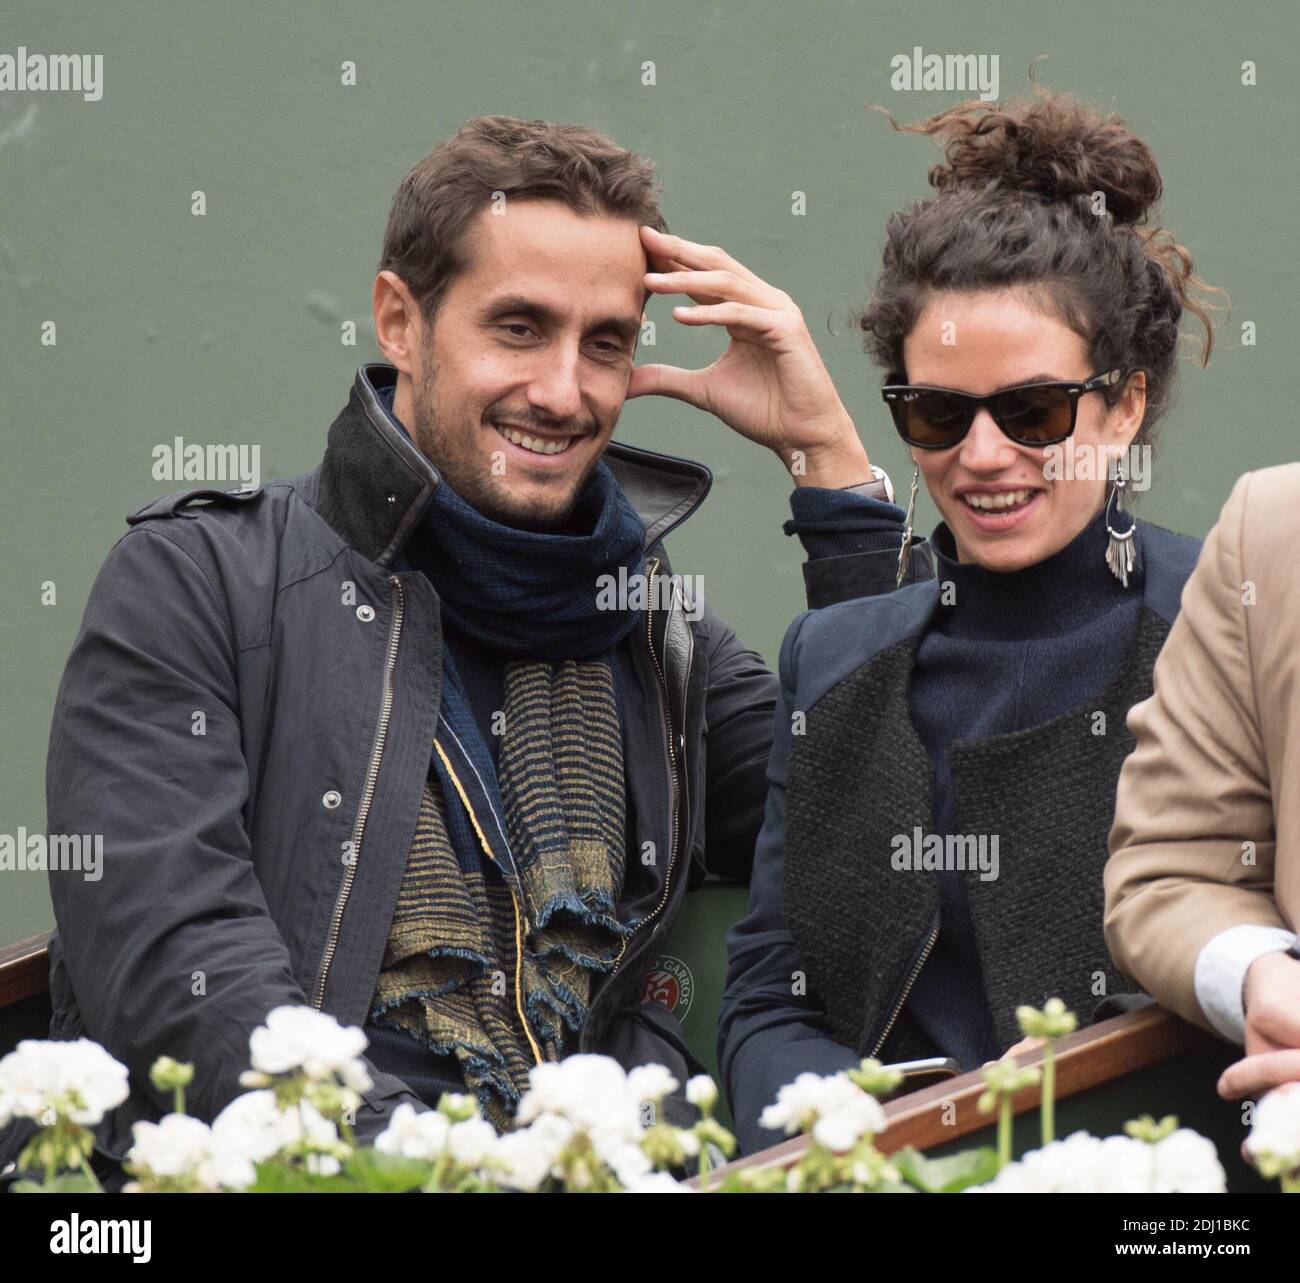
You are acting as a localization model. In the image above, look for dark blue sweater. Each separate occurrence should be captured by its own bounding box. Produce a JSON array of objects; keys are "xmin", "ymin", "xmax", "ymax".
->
[
  {"xmin": 788, "ymin": 490, "xmax": 1138, "ymax": 1069},
  {"xmin": 904, "ymin": 507, "xmax": 1139, "ymax": 1068}
]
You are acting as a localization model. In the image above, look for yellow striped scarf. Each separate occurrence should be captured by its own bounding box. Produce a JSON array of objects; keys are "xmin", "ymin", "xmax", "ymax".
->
[{"xmin": 369, "ymin": 658, "xmax": 628, "ymax": 1128}]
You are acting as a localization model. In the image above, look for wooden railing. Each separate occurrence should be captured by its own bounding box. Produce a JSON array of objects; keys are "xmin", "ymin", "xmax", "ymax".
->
[
  {"xmin": 698, "ymin": 1004, "xmax": 1211, "ymax": 1182},
  {"xmin": 1, "ymin": 932, "xmax": 1222, "ymax": 1186},
  {"xmin": 0, "ymin": 931, "xmax": 51, "ymax": 1009}
]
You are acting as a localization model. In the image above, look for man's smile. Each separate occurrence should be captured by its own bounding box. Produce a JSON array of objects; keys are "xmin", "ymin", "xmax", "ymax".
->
[{"xmin": 490, "ymin": 420, "xmax": 590, "ymax": 466}]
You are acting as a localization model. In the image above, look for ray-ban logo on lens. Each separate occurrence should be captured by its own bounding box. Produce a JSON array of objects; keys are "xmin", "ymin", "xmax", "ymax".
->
[
  {"xmin": 891, "ymin": 827, "xmax": 1000, "ymax": 882},
  {"xmin": 0, "ymin": 47, "xmax": 103, "ymax": 102}
]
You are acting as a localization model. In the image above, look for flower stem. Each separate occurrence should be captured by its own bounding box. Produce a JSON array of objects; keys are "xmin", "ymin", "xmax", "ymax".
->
[
  {"xmin": 1041, "ymin": 1042, "xmax": 1056, "ymax": 1147},
  {"xmin": 698, "ymin": 1136, "xmax": 713, "ymax": 1190},
  {"xmin": 75, "ymin": 1149, "xmax": 105, "ymax": 1194},
  {"xmin": 998, "ymin": 1093, "xmax": 1012, "ymax": 1170}
]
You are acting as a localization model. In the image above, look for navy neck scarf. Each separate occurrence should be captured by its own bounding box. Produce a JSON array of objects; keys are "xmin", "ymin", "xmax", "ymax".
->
[
  {"xmin": 417, "ymin": 464, "xmax": 647, "ymax": 659},
  {"xmin": 378, "ymin": 386, "xmax": 647, "ymax": 659}
]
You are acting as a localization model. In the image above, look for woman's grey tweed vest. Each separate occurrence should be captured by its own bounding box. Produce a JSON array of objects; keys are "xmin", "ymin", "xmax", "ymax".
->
[{"xmin": 781, "ymin": 532, "xmax": 1192, "ymax": 1065}]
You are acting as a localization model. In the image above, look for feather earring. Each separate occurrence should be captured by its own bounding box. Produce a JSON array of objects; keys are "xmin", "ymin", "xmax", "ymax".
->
[{"xmin": 1104, "ymin": 459, "xmax": 1137, "ymax": 587}]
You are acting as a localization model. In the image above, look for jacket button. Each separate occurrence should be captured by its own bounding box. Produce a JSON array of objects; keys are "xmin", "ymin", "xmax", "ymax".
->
[
  {"xmin": 322, "ymin": 790, "xmax": 342, "ymax": 809},
  {"xmin": 356, "ymin": 605, "xmax": 375, "ymax": 622}
]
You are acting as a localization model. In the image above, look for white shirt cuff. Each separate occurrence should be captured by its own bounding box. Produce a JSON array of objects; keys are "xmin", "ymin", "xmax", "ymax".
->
[{"xmin": 1194, "ymin": 923, "xmax": 1296, "ymax": 1043}]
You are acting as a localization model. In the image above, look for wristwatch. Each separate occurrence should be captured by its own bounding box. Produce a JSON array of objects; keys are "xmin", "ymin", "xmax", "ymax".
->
[{"xmin": 839, "ymin": 464, "xmax": 894, "ymax": 504}]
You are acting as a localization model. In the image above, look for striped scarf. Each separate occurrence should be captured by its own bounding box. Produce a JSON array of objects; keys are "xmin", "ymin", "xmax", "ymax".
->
[{"xmin": 369, "ymin": 657, "xmax": 630, "ymax": 1129}]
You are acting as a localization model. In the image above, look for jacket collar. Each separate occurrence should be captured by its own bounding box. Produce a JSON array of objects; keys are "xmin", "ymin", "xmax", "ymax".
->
[{"xmin": 312, "ymin": 364, "xmax": 713, "ymax": 568}]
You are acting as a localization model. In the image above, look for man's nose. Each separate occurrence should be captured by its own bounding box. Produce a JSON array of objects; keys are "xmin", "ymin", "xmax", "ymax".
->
[
  {"xmin": 525, "ymin": 342, "xmax": 583, "ymax": 424},
  {"xmin": 958, "ymin": 410, "xmax": 1019, "ymax": 472}
]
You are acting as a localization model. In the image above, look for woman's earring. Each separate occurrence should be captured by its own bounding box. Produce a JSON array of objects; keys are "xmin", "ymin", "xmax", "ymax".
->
[
  {"xmin": 895, "ymin": 458, "xmax": 920, "ymax": 589},
  {"xmin": 1104, "ymin": 459, "xmax": 1137, "ymax": 587}
]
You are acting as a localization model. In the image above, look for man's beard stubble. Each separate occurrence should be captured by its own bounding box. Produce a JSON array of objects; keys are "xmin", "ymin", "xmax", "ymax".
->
[{"xmin": 408, "ymin": 357, "xmax": 596, "ymax": 534}]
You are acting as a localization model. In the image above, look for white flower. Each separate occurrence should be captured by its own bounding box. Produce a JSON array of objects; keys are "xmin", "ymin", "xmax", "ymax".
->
[
  {"xmin": 974, "ymin": 1129, "xmax": 1225, "ymax": 1193},
  {"xmin": 493, "ymin": 1113, "xmax": 578, "ymax": 1191},
  {"xmin": 511, "ymin": 1056, "xmax": 708, "ymax": 1189},
  {"xmin": 447, "ymin": 1117, "xmax": 498, "ymax": 1168},
  {"xmin": 493, "ymin": 1128, "xmax": 560, "ymax": 1192},
  {"xmin": 1151, "ymin": 1128, "xmax": 1227, "ymax": 1193},
  {"xmin": 607, "ymin": 1141, "xmax": 653, "ymax": 1188},
  {"xmin": 1246, "ymin": 1081, "xmax": 1300, "ymax": 1172},
  {"xmin": 209, "ymin": 1090, "xmax": 344, "ymax": 1183},
  {"xmin": 759, "ymin": 1071, "xmax": 886, "ymax": 1152},
  {"xmin": 211, "ymin": 1089, "xmax": 302, "ymax": 1164},
  {"xmin": 247, "ymin": 1006, "xmax": 372, "ymax": 1092},
  {"xmin": 685, "ymin": 1075, "xmax": 717, "ymax": 1110},
  {"xmin": 0, "ymin": 1038, "xmax": 129, "ymax": 1127},
  {"xmin": 124, "ymin": 1111, "xmax": 258, "ymax": 1191},
  {"xmin": 517, "ymin": 1055, "xmax": 646, "ymax": 1160},
  {"xmin": 374, "ymin": 1103, "xmax": 451, "ymax": 1161},
  {"xmin": 628, "ymin": 1064, "xmax": 678, "ymax": 1105},
  {"xmin": 128, "ymin": 1114, "xmax": 214, "ymax": 1181},
  {"xmin": 625, "ymin": 1171, "xmax": 689, "ymax": 1193}
]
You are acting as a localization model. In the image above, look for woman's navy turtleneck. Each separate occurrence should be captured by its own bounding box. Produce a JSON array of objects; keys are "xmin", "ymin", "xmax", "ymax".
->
[{"xmin": 903, "ymin": 504, "xmax": 1142, "ymax": 1069}]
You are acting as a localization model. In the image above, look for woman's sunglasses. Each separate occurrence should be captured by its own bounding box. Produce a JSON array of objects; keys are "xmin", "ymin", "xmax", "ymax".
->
[{"xmin": 881, "ymin": 368, "xmax": 1127, "ymax": 450}]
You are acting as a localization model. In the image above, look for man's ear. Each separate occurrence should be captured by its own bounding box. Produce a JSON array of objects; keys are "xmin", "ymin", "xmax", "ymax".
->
[{"xmin": 373, "ymin": 270, "xmax": 425, "ymax": 375}]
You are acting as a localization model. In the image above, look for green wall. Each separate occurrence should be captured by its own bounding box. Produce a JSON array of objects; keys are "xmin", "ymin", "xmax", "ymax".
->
[{"xmin": 2, "ymin": 0, "xmax": 1296, "ymax": 946}]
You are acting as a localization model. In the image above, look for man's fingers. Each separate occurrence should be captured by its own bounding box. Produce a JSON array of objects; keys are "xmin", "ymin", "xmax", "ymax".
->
[
  {"xmin": 644, "ymin": 269, "xmax": 776, "ymax": 310},
  {"xmin": 668, "ymin": 301, "xmax": 792, "ymax": 340},
  {"xmin": 639, "ymin": 225, "xmax": 765, "ymax": 287},
  {"xmin": 625, "ymin": 362, "xmax": 708, "ymax": 407},
  {"xmin": 1217, "ymin": 1050, "xmax": 1300, "ymax": 1099},
  {"xmin": 645, "ymin": 247, "xmax": 689, "ymax": 276}
]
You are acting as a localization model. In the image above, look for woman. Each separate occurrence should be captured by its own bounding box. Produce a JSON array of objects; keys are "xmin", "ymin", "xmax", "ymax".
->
[{"xmin": 718, "ymin": 86, "xmax": 1223, "ymax": 1155}]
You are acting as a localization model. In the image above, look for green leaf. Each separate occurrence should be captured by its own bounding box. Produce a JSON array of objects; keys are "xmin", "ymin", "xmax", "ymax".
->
[
  {"xmin": 245, "ymin": 1161, "xmax": 366, "ymax": 1194},
  {"xmin": 892, "ymin": 1145, "xmax": 1001, "ymax": 1193},
  {"xmin": 11, "ymin": 1173, "xmax": 101, "ymax": 1194},
  {"xmin": 344, "ymin": 1149, "xmax": 433, "ymax": 1193}
]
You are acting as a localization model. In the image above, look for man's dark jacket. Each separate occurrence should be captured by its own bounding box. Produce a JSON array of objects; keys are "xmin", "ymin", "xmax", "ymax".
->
[{"xmin": 1, "ymin": 364, "xmax": 915, "ymax": 1177}]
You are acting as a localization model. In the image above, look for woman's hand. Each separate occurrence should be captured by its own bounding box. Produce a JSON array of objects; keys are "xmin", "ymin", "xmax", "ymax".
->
[
  {"xmin": 626, "ymin": 226, "xmax": 874, "ymax": 489},
  {"xmin": 983, "ymin": 1035, "xmax": 1046, "ymax": 1068}
]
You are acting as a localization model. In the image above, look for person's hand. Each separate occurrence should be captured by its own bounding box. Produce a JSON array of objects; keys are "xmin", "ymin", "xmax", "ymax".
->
[
  {"xmin": 982, "ymin": 1035, "xmax": 1045, "ymax": 1068},
  {"xmin": 1217, "ymin": 950, "xmax": 1300, "ymax": 1101},
  {"xmin": 627, "ymin": 226, "xmax": 873, "ymax": 488}
]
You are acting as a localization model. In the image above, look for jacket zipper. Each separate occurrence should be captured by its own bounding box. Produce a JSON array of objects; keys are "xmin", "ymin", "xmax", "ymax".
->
[
  {"xmin": 432, "ymin": 740, "xmax": 544, "ymax": 1066},
  {"xmin": 869, "ymin": 915, "xmax": 940, "ymax": 1058},
  {"xmin": 311, "ymin": 575, "xmax": 405, "ymax": 1010},
  {"xmin": 607, "ymin": 556, "xmax": 682, "ymax": 977}
]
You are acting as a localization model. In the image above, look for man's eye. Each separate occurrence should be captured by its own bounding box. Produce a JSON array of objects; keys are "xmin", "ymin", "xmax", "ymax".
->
[
  {"xmin": 591, "ymin": 340, "xmax": 625, "ymax": 355},
  {"xmin": 499, "ymin": 324, "xmax": 536, "ymax": 339}
]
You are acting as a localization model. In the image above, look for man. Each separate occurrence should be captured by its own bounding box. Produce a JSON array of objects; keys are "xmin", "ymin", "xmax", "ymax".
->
[
  {"xmin": 1, "ymin": 115, "xmax": 916, "ymax": 1185},
  {"xmin": 1106, "ymin": 463, "xmax": 1300, "ymax": 1113}
]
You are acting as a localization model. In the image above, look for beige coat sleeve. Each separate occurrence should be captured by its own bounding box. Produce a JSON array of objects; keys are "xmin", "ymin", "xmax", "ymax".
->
[{"xmin": 1105, "ymin": 471, "xmax": 1285, "ymax": 1034}]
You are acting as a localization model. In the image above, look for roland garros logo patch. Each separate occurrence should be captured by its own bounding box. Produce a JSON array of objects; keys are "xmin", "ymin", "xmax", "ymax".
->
[{"xmin": 642, "ymin": 955, "xmax": 694, "ymax": 1021}]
